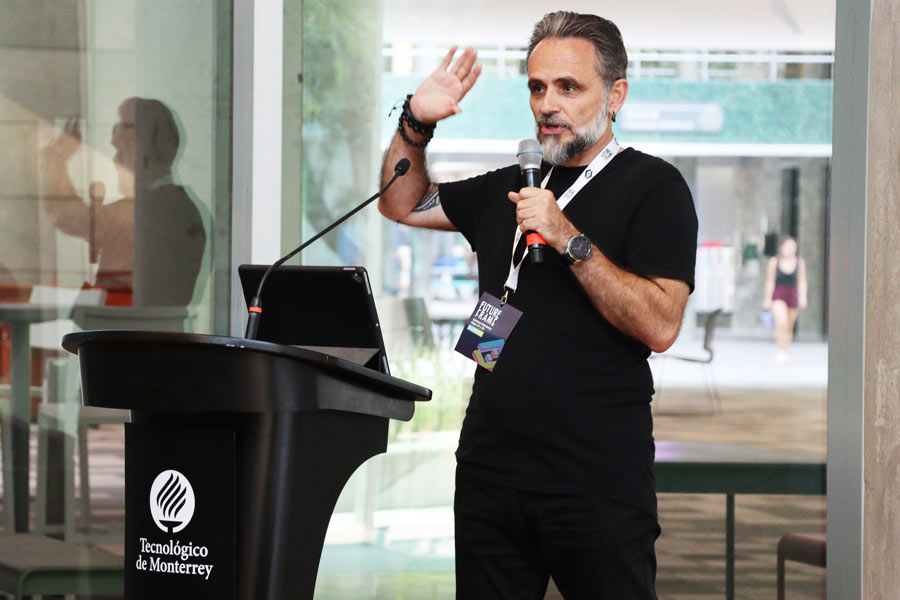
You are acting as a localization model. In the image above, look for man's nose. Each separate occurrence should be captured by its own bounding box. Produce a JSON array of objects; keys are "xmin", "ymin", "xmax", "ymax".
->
[{"xmin": 538, "ymin": 90, "xmax": 561, "ymax": 114}]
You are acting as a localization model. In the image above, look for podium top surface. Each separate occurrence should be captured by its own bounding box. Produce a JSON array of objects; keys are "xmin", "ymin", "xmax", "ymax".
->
[{"xmin": 63, "ymin": 330, "xmax": 431, "ymax": 420}]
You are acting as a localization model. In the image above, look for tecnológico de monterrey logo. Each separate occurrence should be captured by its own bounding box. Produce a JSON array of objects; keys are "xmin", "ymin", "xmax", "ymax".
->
[{"xmin": 150, "ymin": 470, "xmax": 196, "ymax": 534}]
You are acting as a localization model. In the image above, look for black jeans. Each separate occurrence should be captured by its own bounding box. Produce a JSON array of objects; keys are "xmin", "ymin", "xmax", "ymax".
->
[{"xmin": 454, "ymin": 467, "xmax": 660, "ymax": 600}]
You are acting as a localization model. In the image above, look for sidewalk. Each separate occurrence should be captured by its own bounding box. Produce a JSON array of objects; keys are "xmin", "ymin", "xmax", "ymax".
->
[{"xmin": 652, "ymin": 339, "xmax": 827, "ymax": 389}]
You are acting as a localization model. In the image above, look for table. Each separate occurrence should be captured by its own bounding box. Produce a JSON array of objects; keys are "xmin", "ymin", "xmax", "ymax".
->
[
  {"xmin": 0, "ymin": 533, "xmax": 123, "ymax": 597},
  {"xmin": 0, "ymin": 303, "xmax": 73, "ymax": 532},
  {"xmin": 654, "ymin": 440, "xmax": 826, "ymax": 600}
]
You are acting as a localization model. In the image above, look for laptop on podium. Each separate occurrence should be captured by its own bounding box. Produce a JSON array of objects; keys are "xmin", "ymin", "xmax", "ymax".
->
[{"xmin": 238, "ymin": 265, "xmax": 390, "ymax": 375}]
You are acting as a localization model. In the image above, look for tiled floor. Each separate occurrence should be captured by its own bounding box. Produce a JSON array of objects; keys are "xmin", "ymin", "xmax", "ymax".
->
[
  {"xmin": 4, "ymin": 384, "xmax": 826, "ymax": 599},
  {"xmin": 652, "ymin": 387, "xmax": 826, "ymax": 600}
]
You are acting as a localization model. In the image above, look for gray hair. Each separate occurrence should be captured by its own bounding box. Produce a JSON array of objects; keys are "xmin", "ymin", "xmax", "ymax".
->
[{"xmin": 527, "ymin": 11, "xmax": 628, "ymax": 89}]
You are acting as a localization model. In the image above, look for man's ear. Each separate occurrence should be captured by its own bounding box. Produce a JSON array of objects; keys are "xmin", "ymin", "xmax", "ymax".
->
[{"xmin": 609, "ymin": 78, "xmax": 629, "ymax": 119}]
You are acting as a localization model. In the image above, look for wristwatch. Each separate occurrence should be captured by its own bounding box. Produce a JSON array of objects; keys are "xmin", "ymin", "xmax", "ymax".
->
[{"xmin": 563, "ymin": 233, "xmax": 593, "ymax": 265}]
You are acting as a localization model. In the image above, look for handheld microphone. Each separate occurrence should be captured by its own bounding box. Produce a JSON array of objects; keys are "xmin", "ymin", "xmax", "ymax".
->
[
  {"xmin": 244, "ymin": 158, "xmax": 411, "ymax": 339},
  {"xmin": 89, "ymin": 181, "xmax": 105, "ymax": 264},
  {"xmin": 516, "ymin": 139, "xmax": 546, "ymax": 264}
]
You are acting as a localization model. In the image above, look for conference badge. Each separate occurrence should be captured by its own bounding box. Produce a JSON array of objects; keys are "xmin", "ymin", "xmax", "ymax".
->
[{"xmin": 455, "ymin": 292, "xmax": 522, "ymax": 371}]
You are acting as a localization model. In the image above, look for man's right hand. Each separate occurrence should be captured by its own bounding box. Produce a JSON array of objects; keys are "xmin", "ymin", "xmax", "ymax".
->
[
  {"xmin": 378, "ymin": 46, "xmax": 480, "ymax": 230},
  {"xmin": 45, "ymin": 118, "xmax": 83, "ymax": 162},
  {"xmin": 409, "ymin": 46, "xmax": 482, "ymax": 125}
]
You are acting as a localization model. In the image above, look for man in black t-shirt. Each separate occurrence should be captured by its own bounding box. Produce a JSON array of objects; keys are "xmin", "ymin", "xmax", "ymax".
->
[{"xmin": 378, "ymin": 11, "xmax": 697, "ymax": 600}]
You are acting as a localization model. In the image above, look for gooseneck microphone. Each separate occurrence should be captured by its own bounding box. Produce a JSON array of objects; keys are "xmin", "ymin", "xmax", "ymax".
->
[
  {"xmin": 244, "ymin": 158, "xmax": 411, "ymax": 339},
  {"xmin": 516, "ymin": 139, "xmax": 547, "ymax": 264}
]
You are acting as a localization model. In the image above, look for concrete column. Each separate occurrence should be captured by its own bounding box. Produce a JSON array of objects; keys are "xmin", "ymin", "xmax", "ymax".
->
[
  {"xmin": 796, "ymin": 158, "xmax": 828, "ymax": 338},
  {"xmin": 862, "ymin": 0, "xmax": 900, "ymax": 594},
  {"xmin": 830, "ymin": 0, "xmax": 900, "ymax": 597},
  {"xmin": 733, "ymin": 157, "xmax": 780, "ymax": 332}
]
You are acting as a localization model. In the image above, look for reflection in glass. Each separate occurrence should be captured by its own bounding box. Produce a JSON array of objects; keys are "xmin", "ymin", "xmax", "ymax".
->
[
  {"xmin": 41, "ymin": 98, "xmax": 207, "ymax": 309},
  {"xmin": 0, "ymin": 1, "xmax": 231, "ymax": 589}
]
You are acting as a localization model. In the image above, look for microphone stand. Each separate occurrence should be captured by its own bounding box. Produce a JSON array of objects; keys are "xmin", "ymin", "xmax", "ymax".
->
[{"xmin": 245, "ymin": 159, "xmax": 410, "ymax": 339}]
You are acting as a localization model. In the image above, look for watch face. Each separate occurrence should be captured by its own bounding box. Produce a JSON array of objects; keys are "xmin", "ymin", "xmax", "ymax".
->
[{"xmin": 570, "ymin": 235, "xmax": 592, "ymax": 260}]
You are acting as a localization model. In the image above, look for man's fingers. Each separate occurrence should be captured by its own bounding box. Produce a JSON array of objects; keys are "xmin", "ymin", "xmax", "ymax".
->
[
  {"xmin": 62, "ymin": 118, "xmax": 82, "ymax": 143},
  {"xmin": 438, "ymin": 46, "xmax": 458, "ymax": 71},
  {"xmin": 508, "ymin": 188, "xmax": 545, "ymax": 203},
  {"xmin": 517, "ymin": 204, "xmax": 541, "ymax": 220},
  {"xmin": 453, "ymin": 46, "xmax": 477, "ymax": 79},
  {"xmin": 461, "ymin": 63, "xmax": 482, "ymax": 95},
  {"xmin": 516, "ymin": 186, "xmax": 544, "ymax": 199},
  {"xmin": 518, "ymin": 214, "xmax": 545, "ymax": 233}
]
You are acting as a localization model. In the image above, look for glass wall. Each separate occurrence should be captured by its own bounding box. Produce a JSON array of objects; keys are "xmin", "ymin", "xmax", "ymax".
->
[
  {"xmin": 0, "ymin": 0, "xmax": 231, "ymax": 587},
  {"xmin": 290, "ymin": 2, "xmax": 832, "ymax": 599},
  {"xmin": 1, "ymin": 1, "xmax": 834, "ymax": 598}
]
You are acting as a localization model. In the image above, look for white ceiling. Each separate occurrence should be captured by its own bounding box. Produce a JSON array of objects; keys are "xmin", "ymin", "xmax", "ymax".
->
[{"xmin": 383, "ymin": 0, "xmax": 836, "ymax": 51}]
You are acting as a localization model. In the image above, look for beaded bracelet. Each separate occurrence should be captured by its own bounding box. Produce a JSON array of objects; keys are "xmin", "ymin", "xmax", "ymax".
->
[
  {"xmin": 397, "ymin": 94, "xmax": 435, "ymax": 148},
  {"xmin": 402, "ymin": 95, "xmax": 435, "ymax": 134}
]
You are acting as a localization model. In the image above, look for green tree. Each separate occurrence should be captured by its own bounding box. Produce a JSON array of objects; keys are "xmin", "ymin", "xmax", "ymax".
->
[{"xmin": 301, "ymin": 0, "xmax": 384, "ymax": 260}]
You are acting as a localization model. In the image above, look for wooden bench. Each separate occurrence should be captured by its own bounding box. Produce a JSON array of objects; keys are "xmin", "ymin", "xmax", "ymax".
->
[{"xmin": 0, "ymin": 534, "xmax": 123, "ymax": 599}]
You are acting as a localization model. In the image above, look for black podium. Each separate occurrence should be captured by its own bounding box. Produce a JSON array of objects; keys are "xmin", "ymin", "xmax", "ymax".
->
[{"xmin": 62, "ymin": 330, "xmax": 431, "ymax": 599}]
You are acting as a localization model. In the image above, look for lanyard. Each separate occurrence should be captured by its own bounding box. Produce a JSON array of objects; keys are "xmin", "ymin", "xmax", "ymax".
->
[{"xmin": 502, "ymin": 137, "xmax": 622, "ymax": 301}]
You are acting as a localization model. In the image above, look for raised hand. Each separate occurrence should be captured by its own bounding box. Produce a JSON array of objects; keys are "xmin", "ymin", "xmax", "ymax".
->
[
  {"xmin": 410, "ymin": 46, "xmax": 482, "ymax": 125},
  {"xmin": 44, "ymin": 118, "xmax": 82, "ymax": 162}
]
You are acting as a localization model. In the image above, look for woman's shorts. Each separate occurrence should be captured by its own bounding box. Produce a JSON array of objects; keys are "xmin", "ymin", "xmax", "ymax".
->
[{"xmin": 772, "ymin": 285, "xmax": 799, "ymax": 308}]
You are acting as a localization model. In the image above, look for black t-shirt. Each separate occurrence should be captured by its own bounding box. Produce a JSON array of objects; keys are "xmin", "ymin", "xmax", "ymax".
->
[
  {"xmin": 134, "ymin": 184, "xmax": 206, "ymax": 306},
  {"xmin": 439, "ymin": 147, "xmax": 698, "ymax": 515}
]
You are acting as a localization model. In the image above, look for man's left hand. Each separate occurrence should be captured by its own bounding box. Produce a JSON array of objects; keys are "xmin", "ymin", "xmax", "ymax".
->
[{"xmin": 508, "ymin": 187, "xmax": 579, "ymax": 253}]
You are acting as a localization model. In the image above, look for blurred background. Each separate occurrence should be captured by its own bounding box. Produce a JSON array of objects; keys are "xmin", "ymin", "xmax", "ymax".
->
[{"xmin": 0, "ymin": 1, "xmax": 833, "ymax": 598}]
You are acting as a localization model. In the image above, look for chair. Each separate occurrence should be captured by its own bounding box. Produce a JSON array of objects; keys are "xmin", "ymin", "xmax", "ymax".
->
[
  {"xmin": 0, "ymin": 286, "xmax": 105, "ymax": 532},
  {"xmin": 0, "ymin": 533, "xmax": 123, "ymax": 599},
  {"xmin": 777, "ymin": 533, "xmax": 826, "ymax": 600},
  {"xmin": 35, "ymin": 305, "xmax": 194, "ymax": 541},
  {"xmin": 1, "ymin": 387, "xmax": 42, "ymax": 532},
  {"xmin": 27, "ymin": 286, "xmax": 106, "ymax": 353},
  {"xmin": 0, "ymin": 285, "xmax": 106, "ymax": 411},
  {"xmin": 35, "ymin": 358, "xmax": 130, "ymax": 542},
  {"xmin": 653, "ymin": 308, "xmax": 724, "ymax": 412}
]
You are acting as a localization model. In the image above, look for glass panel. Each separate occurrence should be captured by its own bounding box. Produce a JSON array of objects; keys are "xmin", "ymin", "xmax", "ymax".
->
[
  {"xmin": 292, "ymin": 3, "xmax": 830, "ymax": 598},
  {"xmin": 0, "ymin": 0, "xmax": 231, "ymax": 591}
]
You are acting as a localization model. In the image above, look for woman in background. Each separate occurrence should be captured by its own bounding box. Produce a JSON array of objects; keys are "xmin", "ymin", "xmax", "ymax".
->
[{"xmin": 763, "ymin": 236, "xmax": 808, "ymax": 363}]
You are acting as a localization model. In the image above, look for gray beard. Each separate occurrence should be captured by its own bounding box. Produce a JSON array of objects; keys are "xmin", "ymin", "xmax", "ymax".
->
[{"xmin": 537, "ymin": 103, "xmax": 610, "ymax": 166}]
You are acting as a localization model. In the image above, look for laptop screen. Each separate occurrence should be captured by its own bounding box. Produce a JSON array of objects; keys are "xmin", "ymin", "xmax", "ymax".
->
[{"xmin": 238, "ymin": 265, "xmax": 390, "ymax": 374}]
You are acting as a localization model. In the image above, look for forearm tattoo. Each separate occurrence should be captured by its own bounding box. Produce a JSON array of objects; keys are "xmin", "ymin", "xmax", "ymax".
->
[{"xmin": 412, "ymin": 185, "xmax": 440, "ymax": 212}]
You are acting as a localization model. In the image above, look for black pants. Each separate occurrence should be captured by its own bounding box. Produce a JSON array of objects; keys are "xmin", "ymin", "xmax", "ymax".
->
[{"xmin": 454, "ymin": 468, "xmax": 660, "ymax": 600}]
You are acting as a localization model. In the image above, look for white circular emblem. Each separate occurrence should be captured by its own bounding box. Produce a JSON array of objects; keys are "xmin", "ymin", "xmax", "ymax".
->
[{"xmin": 150, "ymin": 470, "xmax": 196, "ymax": 534}]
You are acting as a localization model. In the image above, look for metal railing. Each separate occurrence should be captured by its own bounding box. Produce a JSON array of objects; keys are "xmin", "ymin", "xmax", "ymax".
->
[{"xmin": 382, "ymin": 45, "xmax": 834, "ymax": 81}]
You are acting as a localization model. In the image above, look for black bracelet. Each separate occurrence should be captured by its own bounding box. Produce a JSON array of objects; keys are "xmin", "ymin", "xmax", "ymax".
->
[
  {"xmin": 397, "ymin": 117, "xmax": 430, "ymax": 148},
  {"xmin": 402, "ymin": 95, "xmax": 436, "ymax": 135},
  {"xmin": 396, "ymin": 95, "xmax": 435, "ymax": 148}
]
